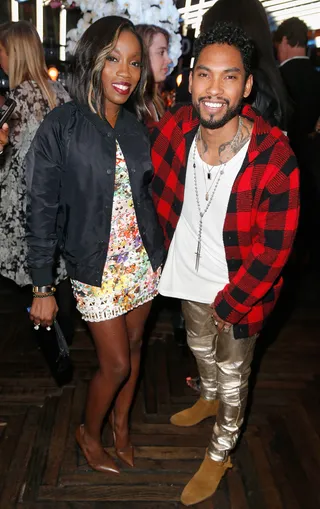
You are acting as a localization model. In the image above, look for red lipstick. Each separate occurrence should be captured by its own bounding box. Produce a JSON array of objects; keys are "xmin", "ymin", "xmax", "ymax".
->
[{"xmin": 112, "ymin": 82, "xmax": 131, "ymax": 95}]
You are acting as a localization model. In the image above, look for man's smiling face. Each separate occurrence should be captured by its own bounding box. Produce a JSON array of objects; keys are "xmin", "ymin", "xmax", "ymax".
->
[{"xmin": 189, "ymin": 43, "xmax": 253, "ymax": 129}]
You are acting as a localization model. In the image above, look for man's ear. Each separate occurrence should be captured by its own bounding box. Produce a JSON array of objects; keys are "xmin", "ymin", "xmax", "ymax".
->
[
  {"xmin": 243, "ymin": 74, "xmax": 253, "ymax": 99},
  {"xmin": 283, "ymin": 35, "xmax": 289, "ymax": 47},
  {"xmin": 188, "ymin": 70, "xmax": 193, "ymax": 95}
]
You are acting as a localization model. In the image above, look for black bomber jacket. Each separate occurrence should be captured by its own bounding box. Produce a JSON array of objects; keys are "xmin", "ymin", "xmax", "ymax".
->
[{"xmin": 25, "ymin": 101, "xmax": 165, "ymax": 286}]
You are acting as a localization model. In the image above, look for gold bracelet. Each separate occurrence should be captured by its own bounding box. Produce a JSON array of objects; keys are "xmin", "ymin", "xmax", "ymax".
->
[{"xmin": 33, "ymin": 291, "xmax": 55, "ymax": 298}]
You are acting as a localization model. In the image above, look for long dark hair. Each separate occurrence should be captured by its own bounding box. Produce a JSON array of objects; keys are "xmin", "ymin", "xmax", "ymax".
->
[
  {"xmin": 201, "ymin": 0, "xmax": 289, "ymax": 128},
  {"xmin": 69, "ymin": 16, "xmax": 149, "ymax": 121}
]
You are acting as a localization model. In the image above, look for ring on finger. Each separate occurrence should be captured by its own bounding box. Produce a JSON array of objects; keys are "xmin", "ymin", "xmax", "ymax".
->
[{"xmin": 34, "ymin": 323, "xmax": 40, "ymax": 330}]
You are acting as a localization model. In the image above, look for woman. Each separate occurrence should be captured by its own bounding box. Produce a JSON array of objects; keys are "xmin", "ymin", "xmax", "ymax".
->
[
  {"xmin": 26, "ymin": 16, "xmax": 165, "ymax": 474},
  {"xmin": 201, "ymin": 0, "xmax": 289, "ymax": 129},
  {"xmin": 135, "ymin": 24, "xmax": 187, "ymax": 347},
  {"xmin": 135, "ymin": 24, "xmax": 172, "ymax": 122},
  {"xmin": 0, "ymin": 21, "xmax": 69, "ymax": 286}
]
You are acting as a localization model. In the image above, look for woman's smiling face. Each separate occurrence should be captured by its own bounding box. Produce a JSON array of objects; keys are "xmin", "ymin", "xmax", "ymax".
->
[{"xmin": 101, "ymin": 30, "xmax": 142, "ymax": 108}]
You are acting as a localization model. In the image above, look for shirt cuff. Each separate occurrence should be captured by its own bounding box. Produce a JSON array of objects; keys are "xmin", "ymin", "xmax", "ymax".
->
[
  {"xmin": 31, "ymin": 266, "xmax": 53, "ymax": 286},
  {"xmin": 214, "ymin": 289, "xmax": 251, "ymax": 324}
]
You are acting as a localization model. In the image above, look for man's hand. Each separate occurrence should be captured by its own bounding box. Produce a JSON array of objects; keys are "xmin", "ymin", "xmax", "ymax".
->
[
  {"xmin": 210, "ymin": 305, "xmax": 232, "ymax": 333},
  {"xmin": 0, "ymin": 123, "xmax": 9, "ymax": 152}
]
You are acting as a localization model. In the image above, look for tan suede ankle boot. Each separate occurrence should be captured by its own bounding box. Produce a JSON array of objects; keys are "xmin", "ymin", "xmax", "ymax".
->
[
  {"xmin": 170, "ymin": 398, "xmax": 219, "ymax": 427},
  {"xmin": 180, "ymin": 452, "xmax": 232, "ymax": 506}
]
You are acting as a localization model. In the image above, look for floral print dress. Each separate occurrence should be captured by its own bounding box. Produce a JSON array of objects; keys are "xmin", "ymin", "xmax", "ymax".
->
[
  {"xmin": 71, "ymin": 141, "xmax": 161, "ymax": 321},
  {"xmin": 0, "ymin": 80, "xmax": 70, "ymax": 286}
]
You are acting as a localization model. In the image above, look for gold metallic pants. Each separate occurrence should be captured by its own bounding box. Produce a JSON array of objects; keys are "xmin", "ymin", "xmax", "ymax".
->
[{"xmin": 182, "ymin": 300, "xmax": 257, "ymax": 462}]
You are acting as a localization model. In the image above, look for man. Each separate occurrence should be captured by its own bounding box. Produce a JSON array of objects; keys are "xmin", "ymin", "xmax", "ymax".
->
[
  {"xmin": 274, "ymin": 17, "xmax": 320, "ymax": 152},
  {"xmin": 274, "ymin": 17, "xmax": 320, "ymax": 255},
  {"xmin": 151, "ymin": 23, "xmax": 299, "ymax": 506}
]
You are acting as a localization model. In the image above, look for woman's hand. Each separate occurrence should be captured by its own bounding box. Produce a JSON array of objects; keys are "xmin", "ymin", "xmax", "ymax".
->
[
  {"xmin": 0, "ymin": 123, "xmax": 9, "ymax": 152},
  {"xmin": 29, "ymin": 296, "xmax": 59, "ymax": 328}
]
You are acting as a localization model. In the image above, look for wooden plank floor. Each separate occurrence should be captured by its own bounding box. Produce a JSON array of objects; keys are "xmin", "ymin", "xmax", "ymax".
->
[{"xmin": 0, "ymin": 268, "xmax": 319, "ymax": 509}]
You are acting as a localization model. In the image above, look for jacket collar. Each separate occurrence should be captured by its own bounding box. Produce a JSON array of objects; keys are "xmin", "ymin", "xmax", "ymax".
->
[
  {"xmin": 241, "ymin": 104, "xmax": 286, "ymax": 164},
  {"xmin": 74, "ymin": 101, "xmax": 138, "ymax": 138}
]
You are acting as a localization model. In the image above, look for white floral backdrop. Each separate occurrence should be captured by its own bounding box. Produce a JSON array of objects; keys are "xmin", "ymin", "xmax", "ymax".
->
[{"xmin": 64, "ymin": 0, "xmax": 182, "ymax": 69}]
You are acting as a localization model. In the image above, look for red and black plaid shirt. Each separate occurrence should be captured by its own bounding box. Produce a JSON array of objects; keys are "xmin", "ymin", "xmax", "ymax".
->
[{"xmin": 151, "ymin": 104, "xmax": 300, "ymax": 339}]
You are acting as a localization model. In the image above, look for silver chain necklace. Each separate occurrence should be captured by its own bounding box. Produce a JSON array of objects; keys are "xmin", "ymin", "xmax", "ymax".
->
[
  {"xmin": 199, "ymin": 116, "xmax": 243, "ymax": 180},
  {"xmin": 193, "ymin": 116, "xmax": 243, "ymax": 271},
  {"xmin": 193, "ymin": 143, "xmax": 225, "ymax": 271},
  {"xmin": 201, "ymin": 161, "xmax": 223, "ymax": 201}
]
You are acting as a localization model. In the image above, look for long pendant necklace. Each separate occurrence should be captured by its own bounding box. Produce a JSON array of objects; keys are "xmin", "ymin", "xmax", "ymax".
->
[
  {"xmin": 193, "ymin": 117, "xmax": 243, "ymax": 270},
  {"xmin": 193, "ymin": 140, "xmax": 226, "ymax": 271}
]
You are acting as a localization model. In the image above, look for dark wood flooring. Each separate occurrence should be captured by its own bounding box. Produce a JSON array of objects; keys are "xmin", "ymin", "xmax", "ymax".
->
[{"xmin": 0, "ymin": 267, "xmax": 320, "ymax": 509}]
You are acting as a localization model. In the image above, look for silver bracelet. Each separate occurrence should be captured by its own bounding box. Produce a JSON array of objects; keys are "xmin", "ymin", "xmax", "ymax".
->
[{"xmin": 32, "ymin": 285, "xmax": 55, "ymax": 293}]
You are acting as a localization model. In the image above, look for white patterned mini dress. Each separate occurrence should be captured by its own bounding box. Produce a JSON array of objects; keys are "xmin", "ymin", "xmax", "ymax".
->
[{"xmin": 70, "ymin": 141, "xmax": 161, "ymax": 321}]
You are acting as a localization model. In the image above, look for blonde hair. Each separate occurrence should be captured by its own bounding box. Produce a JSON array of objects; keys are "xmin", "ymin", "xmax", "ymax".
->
[{"xmin": 0, "ymin": 21, "xmax": 56, "ymax": 110}]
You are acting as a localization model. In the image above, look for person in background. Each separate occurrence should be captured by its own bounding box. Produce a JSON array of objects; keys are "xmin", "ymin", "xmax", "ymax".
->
[
  {"xmin": 274, "ymin": 17, "xmax": 320, "ymax": 261},
  {"xmin": 26, "ymin": 16, "xmax": 164, "ymax": 474},
  {"xmin": 151, "ymin": 23, "xmax": 299, "ymax": 505},
  {"xmin": 135, "ymin": 24, "xmax": 172, "ymax": 122},
  {"xmin": 274, "ymin": 17, "xmax": 320, "ymax": 157},
  {"xmin": 0, "ymin": 21, "xmax": 72, "ymax": 330},
  {"xmin": 135, "ymin": 23, "xmax": 187, "ymax": 344},
  {"xmin": 201, "ymin": 0, "xmax": 289, "ymax": 129}
]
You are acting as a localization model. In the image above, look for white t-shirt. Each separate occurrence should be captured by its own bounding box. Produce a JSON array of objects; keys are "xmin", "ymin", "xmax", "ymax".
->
[{"xmin": 159, "ymin": 136, "xmax": 249, "ymax": 304}]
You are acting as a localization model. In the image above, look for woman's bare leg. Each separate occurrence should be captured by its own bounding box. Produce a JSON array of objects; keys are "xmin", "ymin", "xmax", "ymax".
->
[
  {"xmin": 112, "ymin": 301, "xmax": 153, "ymax": 448},
  {"xmin": 81, "ymin": 316, "xmax": 131, "ymax": 456}
]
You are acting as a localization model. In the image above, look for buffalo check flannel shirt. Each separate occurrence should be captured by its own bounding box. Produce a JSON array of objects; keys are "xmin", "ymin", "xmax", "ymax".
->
[{"xmin": 151, "ymin": 104, "xmax": 300, "ymax": 339}]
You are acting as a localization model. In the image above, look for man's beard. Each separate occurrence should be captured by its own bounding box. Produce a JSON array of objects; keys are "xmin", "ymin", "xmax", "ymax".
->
[{"xmin": 193, "ymin": 97, "xmax": 243, "ymax": 129}]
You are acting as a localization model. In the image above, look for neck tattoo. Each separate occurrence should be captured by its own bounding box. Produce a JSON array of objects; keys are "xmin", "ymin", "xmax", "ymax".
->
[{"xmin": 199, "ymin": 116, "xmax": 243, "ymax": 179}]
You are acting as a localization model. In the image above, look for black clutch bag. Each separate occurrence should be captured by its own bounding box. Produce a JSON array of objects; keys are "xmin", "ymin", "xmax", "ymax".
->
[{"xmin": 32, "ymin": 316, "xmax": 73, "ymax": 387}]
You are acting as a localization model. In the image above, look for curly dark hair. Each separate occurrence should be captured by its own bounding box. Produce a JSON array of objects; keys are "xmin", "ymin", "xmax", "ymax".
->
[
  {"xmin": 194, "ymin": 22, "xmax": 255, "ymax": 78},
  {"xmin": 199, "ymin": 1, "xmax": 289, "ymax": 129}
]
